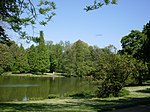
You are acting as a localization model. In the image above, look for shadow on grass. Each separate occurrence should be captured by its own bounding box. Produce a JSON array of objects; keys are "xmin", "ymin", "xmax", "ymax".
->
[
  {"xmin": 0, "ymin": 97, "xmax": 150, "ymax": 112},
  {"xmin": 136, "ymin": 88, "xmax": 150, "ymax": 93}
]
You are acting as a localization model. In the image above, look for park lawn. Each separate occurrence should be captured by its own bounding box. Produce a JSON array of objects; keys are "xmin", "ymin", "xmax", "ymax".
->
[{"xmin": 0, "ymin": 86, "xmax": 150, "ymax": 112}]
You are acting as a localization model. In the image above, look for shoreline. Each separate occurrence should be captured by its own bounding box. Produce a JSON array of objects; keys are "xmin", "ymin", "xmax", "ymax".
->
[{"xmin": 0, "ymin": 72, "xmax": 64, "ymax": 78}]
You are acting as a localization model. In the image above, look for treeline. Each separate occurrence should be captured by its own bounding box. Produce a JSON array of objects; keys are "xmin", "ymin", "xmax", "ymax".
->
[
  {"xmin": 0, "ymin": 31, "xmax": 117, "ymax": 76},
  {"xmin": 0, "ymin": 21, "xmax": 150, "ymax": 97}
]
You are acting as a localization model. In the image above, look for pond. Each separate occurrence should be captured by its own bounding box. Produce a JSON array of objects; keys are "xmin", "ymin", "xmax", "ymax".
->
[{"xmin": 0, "ymin": 76, "xmax": 96, "ymax": 102}]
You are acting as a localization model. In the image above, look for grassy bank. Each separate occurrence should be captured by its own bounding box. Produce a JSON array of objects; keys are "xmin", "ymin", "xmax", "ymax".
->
[
  {"xmin": 1, "ymin": 72, "xmax": 64, "ymax": 78},
  {"xmin": 0, "ymin": 86, "xmax": 150, "ymax": 112}
]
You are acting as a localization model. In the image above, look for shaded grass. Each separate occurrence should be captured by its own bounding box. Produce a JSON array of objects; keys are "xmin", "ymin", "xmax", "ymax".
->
[{"xmin": 1, "ymin": 97, "xmax": 150, "ymax": 112}]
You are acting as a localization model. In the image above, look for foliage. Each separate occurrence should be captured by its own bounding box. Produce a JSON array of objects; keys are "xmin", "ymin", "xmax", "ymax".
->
[
  {"xmin": 27, "ymin": 31, "xmax": 49, "ymax": 74},
  {"xmin": 0, "ymin": 0, "xmax": 56, "ymax": 42},
  {"xmin": 9, "ymin": 42, "xmax": 29, "ymax": 73},
  {"xmin": 48, "ymin": 94, "xmax": 59, "ymax": 99},
  {"xmin": 84, "ymin": 0, "xmax": 117, "ymax": 11},
  {"xmin": 95, "ymin": 52, "xmax": 134, "ymax": 98},
  {"xmin": 0, "ymin": 43, "xmax": 13, "ymax": 74},
  {"xmin": 27, "ymin": 45, "xmax": 38, "ymax": 72},
  {"xmin": 119, "ymin": 21, "xmax": 150, "ymax": 85},
  {"xmin": 117, "ymin": 88, "xmax": 130, "ymax": 97},
  {"xmin": 47, "ymin": 41, "xmax": 64, "ymax": 73},
  {"xmin": 62, "ymin": 40, "xmax": 93, "ymax": 77},
  {"xmin": 120, "ymin": 30, "xmax": 146, "ymax": 60}
]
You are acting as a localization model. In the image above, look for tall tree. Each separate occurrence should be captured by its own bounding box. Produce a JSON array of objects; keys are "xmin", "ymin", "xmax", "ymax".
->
[
  {"xmin": 27, "ymin": 45, "xmax": 38, "ymax": 73},
  {"xmin": 47, "ymin": 41, "xmax": 64, "ymax": 73},
  {"xmin": 119, "ymin": 28, "xmax": 148, "ymax": 85},
  {"xmin": 9, "ymin": 42, "xmax": 29, "ymax": 73},
  {"xmin": 36, "ymin": 31, "xmax": 50, "ymax": 74},
  {"xmin": 0, "ymin": 43, "xmax": 13, "ymax": 74},
  {"xmin": 142, "ymin": 21, "xmax": 150, "ymax": 72},
  {"xmin": 64, "ymin": 40, "xmax": 92, "ymax": 76}
]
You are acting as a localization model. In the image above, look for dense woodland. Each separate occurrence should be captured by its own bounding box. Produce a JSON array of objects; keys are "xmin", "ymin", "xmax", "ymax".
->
[{"xmin": 0, "ymin": 21, "xmax": 150, "ymax": 97}]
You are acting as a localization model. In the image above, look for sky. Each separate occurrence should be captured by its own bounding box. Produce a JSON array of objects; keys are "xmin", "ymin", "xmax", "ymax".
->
[{"xmin": 15, "ymin": 0, "xmax": 150, "ymax": 49}]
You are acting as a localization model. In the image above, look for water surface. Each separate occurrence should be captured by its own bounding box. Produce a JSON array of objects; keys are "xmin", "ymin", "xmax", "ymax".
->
[{"xmin": 0, "ymin": 76, "xmax": 95, "ymax": 102}]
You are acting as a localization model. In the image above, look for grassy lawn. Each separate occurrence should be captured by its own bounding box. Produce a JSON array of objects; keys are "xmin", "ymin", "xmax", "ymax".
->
[{"xmin": 0, "ymin": 86, "xmax": 150, "ymax": 112}]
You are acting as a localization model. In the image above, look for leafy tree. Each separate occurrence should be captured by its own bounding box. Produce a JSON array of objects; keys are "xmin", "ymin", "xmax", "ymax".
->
[
  {"xmin": 62, "ymin": 43, "xmax": 75, "ymax": 76},
  {"xmin": 0, "ymin": 26, "xmax": 11, "ymax": 45},
  {"xmin": 120, "ymin": 30, "xmax": 146, "ymax": 59},
  {"xmin": 95, "ymin": 51, "xmax": 134, "ymax": 97},
  {"xmin": 46, "ymin": 41, "xmax": 64, "ymax": 73},
  {"xmin": 36, "ymin": 31, "xmax": 50, "ymax": 74},
  {"xmin": 119, "ymin": 30, "xmax": 148, "ymax": 85},
  {"xmin": 0, "ymin": 0, "xmax": 56, "ymax": 41},
  {"xmin": 18, "ymin": 44, "xmax": 29, "ymax": 73},
  {"xmin": 142, "ymin": 21, "xmax": 150, "ymax": 73},
  {"xmin": 9, "ymin": 42, "xmax": 29, "ymax": 73},
  {"xmin": 27, "ymin": 44, "xmax": 38, "ymax": 73},
  {"xmin": 63, "ymin": 40, "xmax": 92, "ymax": 77},
  {"xmin": 0, "ymin": 43, "xmax": 13, "ymax": 74},
  {"xmin": 132, "ymin": 59, "xmax": 148, "ymax": 85}
]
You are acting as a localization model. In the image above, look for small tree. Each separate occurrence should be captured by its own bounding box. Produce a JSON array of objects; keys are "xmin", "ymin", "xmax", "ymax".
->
[{"xmin": 94, "ymin": 52, "xmax": 134, "ymax": 97}]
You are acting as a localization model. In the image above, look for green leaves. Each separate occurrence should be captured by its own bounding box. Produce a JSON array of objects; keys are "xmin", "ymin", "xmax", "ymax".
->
[
  {"xmin": 84, "ymin": 0, "xmax": 117, "ymax": 11},
  {"xmin": 120, "ymin": 21, "xmax": 150, "ymax": 85},
  {"xmin": 0, "ymin": 0, "xmax": 56, "ymax": 41}
]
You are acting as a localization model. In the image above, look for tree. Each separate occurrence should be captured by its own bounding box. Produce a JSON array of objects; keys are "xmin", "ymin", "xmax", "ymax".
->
[
  {"xmin": 18, "ymin": 44, "xmax": 29, "ymax": 73},
  {"xmin": 27, "ymin": 44, "xmax": 38, "ymax": 73},
  {"xmin": 142, "ymin": 21, "xmax": 150, "ymax": 73},
  {"xmin": 0, "ymin": 26, "xmax": 11, "ymax": 45},
  {"xmin": 0, "ymin": 0, "xmax": 56, "ymax": 41},
  {"xmin": 94, "ymin": 49, "xmax": 134, "ymax": 97},
  {"xmin": 63, "ymin": 40, "xmax": 92, "ymax": 77},
  {"xmin": 120, "ymin": 30, "xmax": 146, "ymax": 59},
  {"xmin": 36, "ymin": 31, "xmax": 50, "ymax": 74},
  {"xmin": 0, "ymin": 43, "xmax": 13, "ymax": 74},
  {"xmin": 119, "ymin": 24, "xmax": 150, "ymax": 85},
  {"xmin": 9, "ymin": 42, "xmax": 29, "ymax": 73}
]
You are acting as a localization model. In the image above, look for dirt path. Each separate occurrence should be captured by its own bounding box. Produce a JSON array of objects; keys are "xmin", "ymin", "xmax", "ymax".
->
[{"xmin": 108, "ymin": 104, "xmax": 150, "ymax": 112}]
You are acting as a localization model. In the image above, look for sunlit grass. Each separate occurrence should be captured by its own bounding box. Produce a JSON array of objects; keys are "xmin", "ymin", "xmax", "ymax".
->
[{"xmin": 1, "ymin": 72, "xmax": 64, "ymax": 77}]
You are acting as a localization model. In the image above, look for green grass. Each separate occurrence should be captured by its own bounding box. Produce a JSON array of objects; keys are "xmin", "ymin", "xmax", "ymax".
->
[
  {"xmin": 1, "ymin": 72, "xmax": 64, "ymax": 77},
  {"xmin": 1, "ymin": 86, "xmax": 150, "ymax": 112}
]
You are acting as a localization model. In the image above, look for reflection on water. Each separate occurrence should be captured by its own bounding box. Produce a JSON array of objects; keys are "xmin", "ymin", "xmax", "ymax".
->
[
  {"xmin": 22, "ymin": 96, "xmax": 27, "ymax": 101},
  {"xmin": 0, "ymin": 76, "xmax": 95, "ymax": 102},
  {"xmin": 0, "ymin": 84, "xmax": 39, "ymax": 87}
]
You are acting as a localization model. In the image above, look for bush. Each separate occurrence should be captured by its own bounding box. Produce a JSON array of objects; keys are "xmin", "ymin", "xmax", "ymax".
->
[
  {"xmin": 12, "ymin": 71, "xmax": 20, "ymax": 74},
  {"xmin": 1, "ymin": 72, "xmax": 12, "ymax": 76},
  {"xmin": 69, "ymin": 92, "xmax": 86, "ymax": 98},
  {"xmin": 117, "ymin": 88, "xmax": 130, "ymax": 97},
  {"xmin": 97, "ymin": 87, "xmax": 130, "ymax": 98},
  {"xmin": 48, "ymin": 94, "xmax": 59, "ymax": 99},
  {"xmin": 0, "ymin": 68, "xmax": 4, "ymax": 75},
  {"xmin": 65, "ymin": 91, "xmax": 94, "ymax": 98}
]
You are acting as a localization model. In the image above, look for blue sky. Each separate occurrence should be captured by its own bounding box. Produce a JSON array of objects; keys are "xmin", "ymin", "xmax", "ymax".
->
[{"xmin": 18, "ymin": 0, "xmax": 150, "ymax": 49}]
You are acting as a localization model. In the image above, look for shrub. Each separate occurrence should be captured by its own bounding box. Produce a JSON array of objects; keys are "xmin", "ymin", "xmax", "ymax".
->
[
  {"xmin": 0, "ymin": 68, "xmax": 4, "ymax": 75},
  {"xmin": 117, "ymin": 88, "xmax": 130, "ymax": 97},
  {"xmin": 12, "ymin": 71, "xmax": 20, "ymax": 74},
  {"xmin": 69, "ymin": 92, "xmax": 86, "ymax": 98},
  {"xmin": 48, "ymin": 94, "xmax": 59, "ymax": 99}
]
